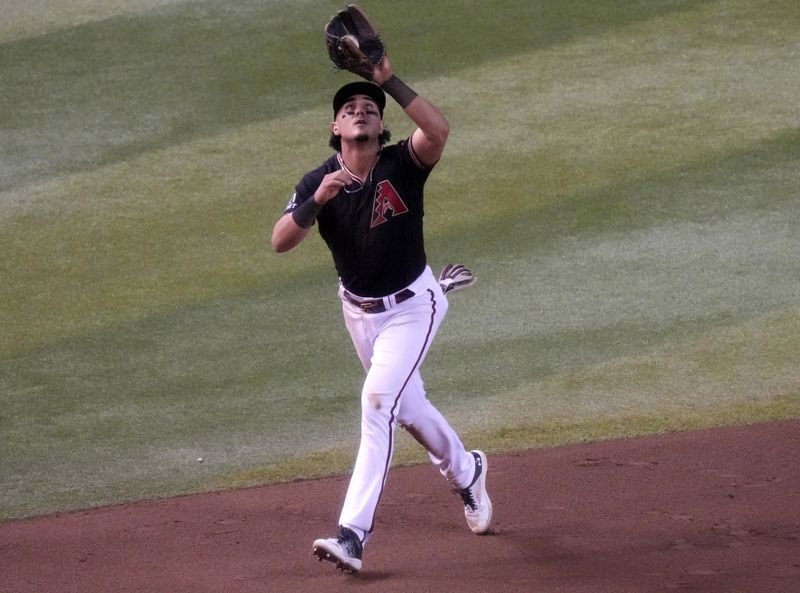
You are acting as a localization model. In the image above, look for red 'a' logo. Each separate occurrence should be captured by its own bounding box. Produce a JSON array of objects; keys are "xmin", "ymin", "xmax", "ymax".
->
[{"xmin": 370, "ymin": 180, "xmax": 409, "ymax": 228}]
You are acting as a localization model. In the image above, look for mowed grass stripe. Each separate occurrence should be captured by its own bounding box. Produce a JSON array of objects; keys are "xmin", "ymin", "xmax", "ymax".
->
[
  {"xmin": 425, "ymin": 0, "xmax": 799, "ymax": 232},
  {"xmin": 1, "ymin": 0, "xmax": 799, "ymax": 519},
  {"xmin": 0, "ymin": 0, "xmax": 204, "ymax": 43},
  {"xmin": 3, "ymin": 125, "xmax": 797, "ymax": 519},
  {"xmin": 1, "ymin": 0, "xmax": 331, "ymax": 191},
  {"xmin": 1, "ymin": 0, "xmax": 714, "ymax": 191},
  {"xmin": 3, "ymin": 0, "xmax": 798, "ymax": 356},
  {"xmin": 3, "ymin": 303, "xmax": 798, "ymax": 520}
]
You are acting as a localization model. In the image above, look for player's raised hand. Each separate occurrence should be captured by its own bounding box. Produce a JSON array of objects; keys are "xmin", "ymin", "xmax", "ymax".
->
[
  {"xmin": 370, "ymin": 54, "xmax": 393, "ymax": 85},
  {"xmin": 314, "ymin": 169, "xmax": 351, "ymax": 204}
]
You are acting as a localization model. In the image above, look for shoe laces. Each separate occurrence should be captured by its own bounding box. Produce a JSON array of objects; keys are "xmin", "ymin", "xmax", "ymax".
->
[
  {"xmin": 335, "ymin": 526, "xmax": 363, "ymax": 556},
  {"xmin": 453, "ymin": 451, "xmax": 482, "ymax": 511},
  {"xmin": 335, "ymin": 526, "xmax": 352, "ymax": 544},
  {"xmin": 455, "ymin": 486, "xmax": 477, "ymax": 511}
]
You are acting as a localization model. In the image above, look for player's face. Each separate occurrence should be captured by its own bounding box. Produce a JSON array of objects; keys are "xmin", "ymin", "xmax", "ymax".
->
[{"xmin": 332, "ymin": 95, "xmax": 383, "ymax": 144}]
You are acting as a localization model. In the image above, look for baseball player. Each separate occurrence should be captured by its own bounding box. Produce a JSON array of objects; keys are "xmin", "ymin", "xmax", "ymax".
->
[{"xmin": 271, "ymin": 50, "xmax": 491, "ymax": 573}]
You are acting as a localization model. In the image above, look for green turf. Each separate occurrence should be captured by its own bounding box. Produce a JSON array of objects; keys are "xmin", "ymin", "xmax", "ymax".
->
[{"xmin": 1, "ymin": 0, "xmax": 799, "ymax": 520}]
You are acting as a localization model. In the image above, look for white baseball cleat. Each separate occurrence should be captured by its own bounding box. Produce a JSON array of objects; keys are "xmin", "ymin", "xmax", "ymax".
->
[
  {"xmin": 312, "ymin": 526, "xmax": 363, "ymax": 573},
  {"xmin": 454, "ymin": 450, "xmax": 493, "ymax": 534}
]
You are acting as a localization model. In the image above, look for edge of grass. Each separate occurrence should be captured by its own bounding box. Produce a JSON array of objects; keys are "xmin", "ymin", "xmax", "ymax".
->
[{"xmin": 220, "ymin": 392, "xmax": 800, "ymax": 490}]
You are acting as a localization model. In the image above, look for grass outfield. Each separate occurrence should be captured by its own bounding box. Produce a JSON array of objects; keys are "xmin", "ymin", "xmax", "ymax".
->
[{"xmin": 1, "ymin": 0, "xmax": 799, "ymax": 520}]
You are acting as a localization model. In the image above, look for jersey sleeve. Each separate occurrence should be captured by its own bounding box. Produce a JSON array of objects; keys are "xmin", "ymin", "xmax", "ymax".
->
[
  {"xmin": 281, "ymin": 165, "xmax": 328, "ymax": 216},
  {"xmin": 398, "ymin": 138, "xmax": 433, "ymax": 186}
]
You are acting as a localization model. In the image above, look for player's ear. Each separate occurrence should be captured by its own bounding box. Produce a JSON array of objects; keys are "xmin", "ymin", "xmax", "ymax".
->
[{"xmin": 330, "ymin": 121, "xmax": 340, "ymax": 136}]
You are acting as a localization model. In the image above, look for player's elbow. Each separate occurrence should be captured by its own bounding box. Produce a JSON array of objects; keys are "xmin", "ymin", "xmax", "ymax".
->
[
  {"xmin": 270, "ymin": 225, "xmax": 290, "ymax": 253},
  {"xmin": 271, "ymin": 232, "xmax": 292, "ymax": 253},
  {"xmin": 271, "ymin": 216, "xmax": 307, "ymax": 253},
  {"xmin": 429, "ymin": 118, "xmax": 449, "ymax": 145}
]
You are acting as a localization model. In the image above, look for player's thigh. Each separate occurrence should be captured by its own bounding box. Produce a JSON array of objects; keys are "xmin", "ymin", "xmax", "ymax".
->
[
  {"xmin": 342, "ymin": 303, "xmax": 377, "ymax": 371},
  {"xmin": 363, "ymin": 305, "xmax": 443, "ymax": 398}
]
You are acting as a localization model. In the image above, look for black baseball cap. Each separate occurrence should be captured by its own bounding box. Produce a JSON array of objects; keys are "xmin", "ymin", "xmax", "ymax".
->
[{"xmin": 332, "ymin": 81, "xmax": 386, "ymax": 117}]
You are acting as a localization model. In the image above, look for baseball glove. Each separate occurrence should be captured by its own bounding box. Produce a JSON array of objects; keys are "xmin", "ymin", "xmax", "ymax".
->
[
  {"xmin": 324, "ymin": 4, "xmax": 385, "ymax": 80},
  {"xmin": 438, "ymin": 263, "xmax": 477, "ymax": 295}
]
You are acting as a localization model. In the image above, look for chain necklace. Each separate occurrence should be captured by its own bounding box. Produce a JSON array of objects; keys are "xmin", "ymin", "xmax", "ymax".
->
[{"xmin": 337, "ymin": 152, "xmax": 380, "ymax": 194}]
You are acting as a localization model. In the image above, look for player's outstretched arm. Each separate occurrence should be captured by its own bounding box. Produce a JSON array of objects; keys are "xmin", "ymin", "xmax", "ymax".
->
[{"xmin": 373, "ymin": 57, "xmax": 448, "ymax": 167}]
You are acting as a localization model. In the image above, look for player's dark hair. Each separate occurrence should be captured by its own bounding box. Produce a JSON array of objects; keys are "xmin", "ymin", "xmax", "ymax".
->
[{"xmin": 329, "ymin": 129, "xmax": 391, "ymax": 152}]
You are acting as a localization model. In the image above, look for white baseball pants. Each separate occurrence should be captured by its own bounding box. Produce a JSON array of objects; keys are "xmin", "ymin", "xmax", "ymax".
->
[{"xmin": 337, "ymin": 266, "xmax": 475, "ymax": 544}]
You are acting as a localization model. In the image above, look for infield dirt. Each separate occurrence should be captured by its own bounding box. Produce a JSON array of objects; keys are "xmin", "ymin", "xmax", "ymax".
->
[{"xmin": 1, "ymin": 419, "xmax": 798, "ymax": 593}]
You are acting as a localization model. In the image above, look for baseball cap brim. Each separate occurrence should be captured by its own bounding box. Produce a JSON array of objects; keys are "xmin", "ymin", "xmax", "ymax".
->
[{"xmin": 332, "ymin": 81, "xmax": 386, "ymax": 117}]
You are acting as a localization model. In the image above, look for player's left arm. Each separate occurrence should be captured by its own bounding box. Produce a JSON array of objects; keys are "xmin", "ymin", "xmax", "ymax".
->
[{"xmin": 372, "ymin": 57, "xmax": 448, "ymax": 167}]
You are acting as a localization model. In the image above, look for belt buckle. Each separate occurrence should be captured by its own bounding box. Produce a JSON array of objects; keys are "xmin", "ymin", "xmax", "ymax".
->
[{"xmin": 360, "ymin": 300, "xmax": 376, "ymax": 311}]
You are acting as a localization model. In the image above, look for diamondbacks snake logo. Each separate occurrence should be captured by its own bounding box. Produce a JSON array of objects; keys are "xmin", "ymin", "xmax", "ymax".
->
[{"xmin": 370, "ymin": 180, "xmax": 408, "ymax": 228}]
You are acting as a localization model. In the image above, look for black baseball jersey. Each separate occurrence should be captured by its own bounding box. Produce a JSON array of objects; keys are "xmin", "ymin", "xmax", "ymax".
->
[{"xmin": 283, "ymin": 139, "xmax": 433, "ymax": 297}]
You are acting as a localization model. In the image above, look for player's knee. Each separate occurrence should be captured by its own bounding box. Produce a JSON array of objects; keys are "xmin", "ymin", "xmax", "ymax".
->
[{"xmin": 365, "ymin": 391, "xmax": 382, "ymax": 411}]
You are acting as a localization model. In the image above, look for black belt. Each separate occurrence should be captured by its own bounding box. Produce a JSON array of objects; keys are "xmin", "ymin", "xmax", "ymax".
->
[{"xmin": 343, "ymin": 288, "xmax": 415, "ymax": 313}]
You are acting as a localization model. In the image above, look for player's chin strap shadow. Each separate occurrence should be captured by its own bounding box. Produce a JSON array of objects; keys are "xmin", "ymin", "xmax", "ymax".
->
[{"xmin": 438, "ymin": 263, "xmax": 477, "ymax": 295}]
